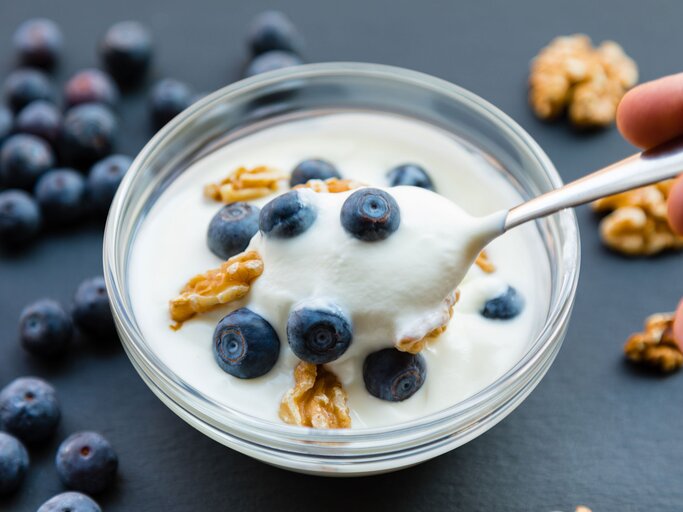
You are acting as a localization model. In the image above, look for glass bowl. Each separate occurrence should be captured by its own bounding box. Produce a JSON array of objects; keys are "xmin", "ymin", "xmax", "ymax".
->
[{"xmin": 103, "ymin": 63, "xmax": 580, "ymax": 476}]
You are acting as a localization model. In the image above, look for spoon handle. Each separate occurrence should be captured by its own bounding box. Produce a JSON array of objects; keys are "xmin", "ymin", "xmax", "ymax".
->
[{"xmin": 503, "ymin": 135, "xmax": 683, "ymax": 231}]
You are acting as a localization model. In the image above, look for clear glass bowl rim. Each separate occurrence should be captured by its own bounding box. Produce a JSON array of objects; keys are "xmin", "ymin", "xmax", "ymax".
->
[{"xmin": 103, "ymin": 63, "xmax": 580, "ymax": 452}]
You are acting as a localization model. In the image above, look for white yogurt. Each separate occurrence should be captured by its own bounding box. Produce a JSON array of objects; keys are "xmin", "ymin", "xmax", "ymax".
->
[{"xmin": 129, "ymin": 112, "xmax": 551, "ymax": 428}]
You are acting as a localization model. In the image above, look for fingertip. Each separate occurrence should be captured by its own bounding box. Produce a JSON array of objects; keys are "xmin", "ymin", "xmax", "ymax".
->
[
  {"xmin": 674, "ymin": 299, "xmax": 683, "ymax": 350},
  {"xmin": 668, "ymin": 176, "xmax": 683, "ymax": 235},
  {"xmin": 616, "ymin": 87, "xmax": 648, "ymax": 147}
]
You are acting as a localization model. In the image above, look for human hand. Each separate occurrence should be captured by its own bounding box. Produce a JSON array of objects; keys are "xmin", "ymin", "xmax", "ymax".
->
[{"xmin": 617, "ymin": 74, "xmax": 683, "ymax": 343}]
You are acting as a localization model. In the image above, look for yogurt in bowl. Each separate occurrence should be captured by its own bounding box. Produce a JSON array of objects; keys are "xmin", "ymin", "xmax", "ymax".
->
[{"xmin": 105, "ymin": 63, "xmax": 579, "ymax": 474}]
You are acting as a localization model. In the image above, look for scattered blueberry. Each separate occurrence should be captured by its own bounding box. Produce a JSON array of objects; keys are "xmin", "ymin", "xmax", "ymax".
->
[
  {"xmin": 19, "ymin": 299, "xmax": 73, "ymax": 358},
  {"xmin": 387, "ymin": 163, "xmax": 435, "ymax": 191},
  {"xmin": 207, "ymin": 202, "xmax": 260, "ymax": 260},
  {"xmin": 0, "ymin": 106, "xmax": 13, "ymax": 145},
  {"xmin": 64, "ymin": 69, "xmax": 119, "ymax": 109},
  {"xmin": 99, "ymin": 21, "xmax": 153, "ymax": 85},
  {"xmin": 55, "ymin": 431, "xmax": 118, "ymax": 494},
  {"xmin": 0, "ymin": 432, "xmax": 29, "ymax": 495},
  {"xmin": 287, "ymin": 302, "xmax": 353, "ymax": 364},
  {"xmin": 289, "ymin": 158, "xmax": 340, "ymax": 187},
  {"xmin": 363, "ymin": 348, "xmax": 426, "ymax": 402},
  {"xmin": 0, "ymin": 133, "xmax": 55, "ymax": 189},
  {"xmin": 149, "ymin": 78, "xmax": 193, "ymax": 129},
  {"xmin": 38, "ymin": 492, "xmax": 102, "ymax": 512},
  {"xmin": 12, "ymin": 18, "xmax": 63, "ymax": 69},
  {"xmin": 35, "ymin": 169, "xmax": 87, "ymax": 226},
  {"xmin": 86, "ymin": 154, "xmax": 131, "ymax": 215},
  {"xmin": 0, "ymin": 377, "xmax": 60, "ymax": 444},
  {"xmin": 0, "ymin": 190, "xmax": 41, "ymax": 248},
  {"xmin": 72, "ymin": 276, "xmax": 115, "ymax": 338},
  {"xmin": 341, "ymin": 188, "xmax": 400, "ymax": 242},
  {"xmin": 3, "ymin": 68, "xmax": 54, "ymax": 113},
  {"xmin": 481, "ymin": 285, "xmax": 524, "ymax": 320},
  {"xmin": 244, "ymin": 50, "xmax": 303, "ymax": 78},
  {"xmin": 247, "ymin": 11, "xmax": 303, "ymax": 55},
  {"xmin": 16, "ymin": 100, "xmax": 61, "ymax": 146},
  {"xmin": 259, "ymin": 190, "xmax": 316, "ymax": 238},
  {"xmin": 213, "ymin": 308, "xmax": 280, "ymax": 379},
  {"xmin": 61, "ymin": 103, "xmax": 118, "ymax": 169}
]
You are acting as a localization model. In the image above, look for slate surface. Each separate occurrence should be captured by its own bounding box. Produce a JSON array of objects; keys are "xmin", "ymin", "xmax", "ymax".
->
[{"xmin": 0, "ymin": 0, "xmax": 681, "ymax": 510}]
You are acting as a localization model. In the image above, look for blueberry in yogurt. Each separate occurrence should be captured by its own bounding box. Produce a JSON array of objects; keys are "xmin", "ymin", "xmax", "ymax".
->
[
  {"xmin": 387, "ymin": 163, "xmax": 435, "ymax": 191},
  {"xmin": 207, "ymin": 202, "xmax": 260, "ymax": 260},
  {"xmin": 341, "ymin": 188, "xmax": 400, "ymax": 242},
  {"xmin": 363, "ymin": 348, "xmax": 426, "ymax": 402},
  {"xmin": 481, "ymin": 285, "xmax": 524, "ymax": 320},
  {"xmin": 213, "ymin": 308, "xmax": 280, "ymax": 379},
  {"xmin": 287, "ymin": 302, "xmax": 353, "ymax": 364},
  {"xmin": 289, "ymin": 158, "xmax": 340, "ymax": 187},
  {"xmin": 260, "ymin": 190, "xmax": 316, "ymax": 238}
]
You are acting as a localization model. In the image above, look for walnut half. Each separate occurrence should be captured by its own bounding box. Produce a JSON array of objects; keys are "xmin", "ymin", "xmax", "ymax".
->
[
  {"xmin": 624, "ymin": 312, "xmax": 682, "ymax": 373},
  {"xmin": 169, "ymin": 250, "xmax": 263, "ymax": 327},
  {"xmin": 279, "ymin": 362, "xmax": 351, "ymax": 429},
  {"xmin": 396, "ymin": 290, "xmax": 460, "ymax": 354},
  {"xmin": 204, "ymin": 165, "xmax": 286, "ymax": 203},
  {"xmin": 293, "ymin": 177, "xmax": 365, "ymax": 193}
]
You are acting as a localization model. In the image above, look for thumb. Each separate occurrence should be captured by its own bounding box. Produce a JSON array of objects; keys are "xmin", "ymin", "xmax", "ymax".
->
[{"xmin": 675, "ymin": 299, "xmax": 683, "ymax": 349}]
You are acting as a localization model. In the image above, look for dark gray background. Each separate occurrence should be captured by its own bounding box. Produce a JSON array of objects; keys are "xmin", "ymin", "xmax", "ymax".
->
[{"xmin": 1, "ymin": 0, "xmax": 682, "ymax": 510}]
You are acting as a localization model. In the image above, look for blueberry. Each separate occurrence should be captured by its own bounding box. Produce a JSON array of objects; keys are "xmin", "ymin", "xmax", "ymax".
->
[
  {"xmin": 35, "ymin": 169, "xmax": 87, "ymax": 226},
  {"xmin": 340, "ymin": 188, "xmax": 400, "ymax": 242},
  {"xmin": 363, "ymin": 348, "xmax": 426, "ymax": 402},
  {"xmin": 72, "ymin": 276, "xmax": 115, "ymax": 338},
  {"xmin": 16, "ymin": 100, "xmax": 61, "ymax": 146},
  {"xmin": 290, "ymin": 159, "xmax": 340, "ymax": 187},
  {"xmin": 99, "ymin": 21, "xmax": 153, "ymax": 85},
  {"xmin": 12, "ymin": 18, "xmax": 63, "ymax": 69},
  {"xmin": 0, "ymin": 106, "xmax": 13, "ymax": 145},
  {"xmin": 4, "ymin": 68, "xmax": 54, "ymax": 113},
  {"xmin": 207, "ymin": 202, "xmax": 260, "ymax": 260},
  {"xmin": 38, "ymin": 492, "xmax": 102, "ymax": 512},
  {"xmin": 64, "ymin": 69, "xmax": 119, "ymax": 109},
  {"xmin": 0, "ymin": 133, "xmax": 55, "ymax": 189},
  {"xmin": 55, "ymin": 432, "xmax": 118, "ymax": 494},
  {"xmin": 213, "ymin": 308, "xmax": 280, "ymax": 379},
  {"xmin": 149, "ymin": 78, "xmax": 193, "ymax": 129},
  {"xmin": 481, "ymin": 285, "xmax": 524, "ymax": 320},
  {"xmin": 86, "ymin": 154, "xmax": 132, "ymax": 215},
  {"xmin": 247, "ymin": 11, "xmax": 303, "ymax": 56},
  {"xmin": 0, "ymin": 377, "xmax": 60, "ymax": 444},
  {"xmin": 387, "ymin": 163, "xmax": 435, "ymax": 191},
  {"xmin": 19, "ymin": 299, "xmax": 73, "ymax": 358},
  {"xmin": 0, "ymin": 190, "xmax": 41, "ymax": 248},
  {"xmin": 61, "ymin": 104, "xmax": 118, "ymax": 169},
  {"xmin": 0, "ymin": 432, "xmax": 29, "ymax": 495},
  {"xmin": 287, "ymin": 302, "xmax": 353, "ymax": 364},
  {"xmin": 244, "ymin": 50, "xmax": 303, "ymax": 78},
  {"xmin": 259, "ymin": 190, "xmax": 316, "ymax": 238}
]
